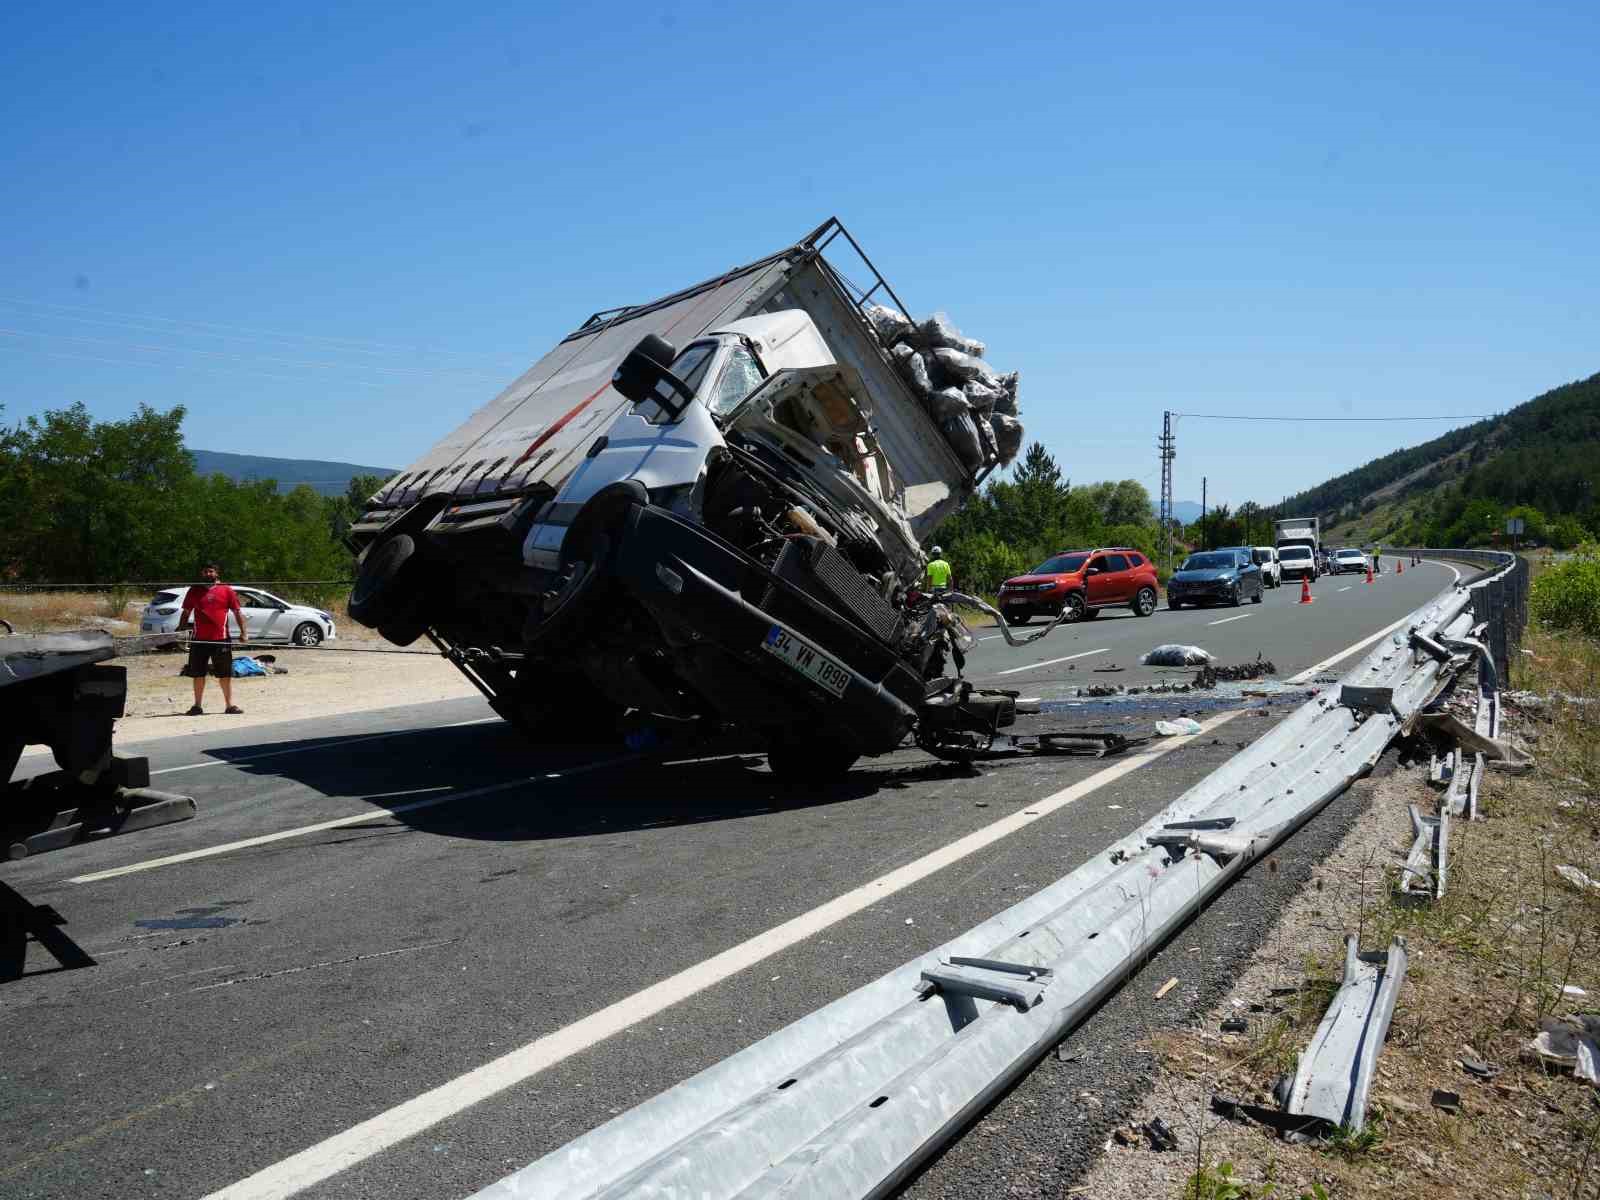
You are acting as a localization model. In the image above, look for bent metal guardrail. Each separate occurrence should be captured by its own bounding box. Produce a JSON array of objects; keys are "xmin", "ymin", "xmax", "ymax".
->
[{"xmin": 477, "ymin": 551, "xmax": 1525, "ymax": 1200}]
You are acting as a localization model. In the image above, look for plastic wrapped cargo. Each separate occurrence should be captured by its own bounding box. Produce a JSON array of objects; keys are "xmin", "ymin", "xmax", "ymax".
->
[
  {"xmin": 890, "ymin": 343, "xmax": 933, "ymax": 398},
  {"xmin": 989, "ymin": 413, "xmax": 1023, "ymax": 464},
  {"xmin": 975, "ymin": 409, "xmax": 999, "ymax": 465},
  {"xmin": 916, "ymin": 312, "xmax": 985, "ymax": 358},
  {"xmin": 866, "ymin": 304, "xmax": 915, "ymax": 347},
  {"xmin": 994, "ymin": 370, "xmax": 1020, "ymax": 417},
  {"xmin": 930, "ymin": 347, "xmax": 1000, "ymax": 387},
  {"xmin": 929, "ymin": 386, "xmax": 970, "ymax": 423},
  {"xmin": 941, "ymin": 411, "xmax": 984, "ymax": 471},
  {"xmin": 962, "ymin": 379, "xmax": 1004, "ymax": 413}
]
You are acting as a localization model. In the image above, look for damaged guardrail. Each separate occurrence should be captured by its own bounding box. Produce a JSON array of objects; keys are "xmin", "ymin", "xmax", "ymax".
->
[
  {"xmin": 478, "ymin": 551, "xmax": 1525, "ymax": 1200},
  {"xmin": 1284, "ymin": 935, "xmax": 1409, "ymax": 1137}
]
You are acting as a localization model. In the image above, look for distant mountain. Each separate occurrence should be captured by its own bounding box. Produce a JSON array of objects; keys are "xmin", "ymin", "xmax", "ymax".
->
[
  {"xmin": 189, "ymin": 449, "xmax": 395, "ymax": 497},
  {"xmin": 1171, "ymin": 501, "xmax": 1204, "ymax": 524}
]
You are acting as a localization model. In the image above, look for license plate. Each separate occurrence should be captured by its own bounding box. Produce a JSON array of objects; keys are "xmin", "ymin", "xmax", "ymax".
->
[{"xmin": 761, "ymin": 625, "xmax": 850, "ymax": 698}]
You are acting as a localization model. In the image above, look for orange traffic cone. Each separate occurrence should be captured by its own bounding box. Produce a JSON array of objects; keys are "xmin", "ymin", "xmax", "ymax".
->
[
  {"xmin": 1397, "ymin": 558, "xmax": 1403, "ymax": 575},
  {"xmin": 1299, "ymin": 575, "xmax": 1314, "ymax": 604},
  {"xmin": 1365, "ymin": 562, "xmax": 1374, "ymax": 585}
]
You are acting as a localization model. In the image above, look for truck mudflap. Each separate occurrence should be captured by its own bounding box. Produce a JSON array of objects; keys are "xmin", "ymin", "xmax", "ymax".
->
[{"xmin": 610, "ymin": 504, "xmax": 918, "ymax": 755}]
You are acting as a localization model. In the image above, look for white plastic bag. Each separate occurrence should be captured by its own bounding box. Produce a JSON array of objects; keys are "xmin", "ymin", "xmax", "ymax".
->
[
  {"xmin": 1142, "ymin": 644, "xmax": 1214, "ymax": 666},
  {"xmin": 1155, "ymin": 717, "xmax": 1204, "ymax": 736},
  {"xmin": 865, "ymin": 304, "xmax": 914, "ymax": 346}
]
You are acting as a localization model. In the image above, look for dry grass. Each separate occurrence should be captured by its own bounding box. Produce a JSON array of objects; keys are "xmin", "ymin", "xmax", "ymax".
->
[
  {"xmin": 1080, "ymin": 624, "xmax": 1600, "ymax": 1200},
  {"xmin": 0, "ymin": 588, "xmax": 356, "ymax": 637}
]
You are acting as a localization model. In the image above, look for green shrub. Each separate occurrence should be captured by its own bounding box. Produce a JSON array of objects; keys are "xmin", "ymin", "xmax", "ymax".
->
[{"xmin": 1531, "ymin": 542, "xmax": 1600, "ymax": 637}]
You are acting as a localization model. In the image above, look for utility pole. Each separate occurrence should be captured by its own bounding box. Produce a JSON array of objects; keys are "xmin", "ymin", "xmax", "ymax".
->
[
  {"xmin": 1157, "ymin": 411, "xmax": 1176, "ymax": 573},
  {"xmin": 1201, "ymin": 476, "xmax": 1208, "ymax": 550}
]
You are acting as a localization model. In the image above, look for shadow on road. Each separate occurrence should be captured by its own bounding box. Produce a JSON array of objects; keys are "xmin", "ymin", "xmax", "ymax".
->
[{"xmin": 208, "ymin": 719, "xmax": 984, "ymax": 846}]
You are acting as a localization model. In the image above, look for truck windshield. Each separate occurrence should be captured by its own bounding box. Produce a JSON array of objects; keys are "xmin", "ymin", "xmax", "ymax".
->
[
  {"xmin": 703, "ymin": 346, "xmax": 766, "ymax": 419},
  {"xmin": 1181, "ymin": 552, "xmax": 1236, "ymax": 570},
  {"xmin": 1279, "ymin": 546, "xmax": 1311, "ymax": 560},
  {"xmin": 1032, "ymin": 553, "xmax": 1088, "ymax": 574}
]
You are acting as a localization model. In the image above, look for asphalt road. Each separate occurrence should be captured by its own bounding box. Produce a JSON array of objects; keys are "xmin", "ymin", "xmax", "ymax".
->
[{"xmin": 0, "ymin": 563, "xmax": 1453, "ymax": 1200}]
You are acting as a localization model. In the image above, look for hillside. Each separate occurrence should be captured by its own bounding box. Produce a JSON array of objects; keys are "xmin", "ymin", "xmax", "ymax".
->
[
  {"xmin": 1273, "ymin": 372, "xmax": 1600, "ymax": 548},
  {"xmin": 189, "ymin": 449, "xmax": 395, "ymax": 497}
]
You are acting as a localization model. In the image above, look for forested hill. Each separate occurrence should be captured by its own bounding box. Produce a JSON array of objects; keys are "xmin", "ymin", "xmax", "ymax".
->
[{"xmin": 1275, "ymin": 371, "xmax": 1600, "ymax": 546}]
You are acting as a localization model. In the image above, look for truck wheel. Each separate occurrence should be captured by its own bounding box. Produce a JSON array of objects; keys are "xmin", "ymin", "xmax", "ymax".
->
[
  {"xmin": 378, "ymin": 616, "xmax": 428, "ymax": 647},
  {"xmin": 767, "ymin": 739, "xmax": 858, "ymax": 783},
  {"xmin": 1132, "ymin": 587, "xmax": 1157, "ymax": 617},
  {"xmin": 350, "ymin": 534, "xmax": 417, "ymax": 627}
]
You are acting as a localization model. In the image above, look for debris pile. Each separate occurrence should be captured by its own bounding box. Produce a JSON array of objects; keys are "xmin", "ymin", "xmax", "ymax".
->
[
  {"xmin": 865, "ymin": 305, "xmax": 1023, "ymax": 469},
  {"xmin": 1193, "ymin": 657, "xmax": 1278, "ymax": 688}
]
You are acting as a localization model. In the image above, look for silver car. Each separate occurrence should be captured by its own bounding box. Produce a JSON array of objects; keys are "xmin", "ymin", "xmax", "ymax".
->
[{"xmin": 142, "ymin": 586, "xmax": 337, "ymax": 646}]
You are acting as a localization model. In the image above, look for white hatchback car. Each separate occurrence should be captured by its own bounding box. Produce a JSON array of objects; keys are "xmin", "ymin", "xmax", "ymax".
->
[{"xmin": 142, "ymin": 586, "xmax": 338, "ymax": 646}]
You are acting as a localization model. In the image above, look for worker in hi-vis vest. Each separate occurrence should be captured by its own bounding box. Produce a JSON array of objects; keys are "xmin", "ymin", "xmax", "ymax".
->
[{"xmin": 925, "ymin": 546, "xmax": 953, "ymax": 592}]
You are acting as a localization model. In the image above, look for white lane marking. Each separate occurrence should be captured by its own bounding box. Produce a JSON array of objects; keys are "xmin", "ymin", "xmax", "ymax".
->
[
  {"xmin": 1287, "ymin": 562, "xmax": 1463, "ymax": 684},
  {"xmin": 149, "ymin": 717, "xmax": 500, "ymax": 777},
  {"xmin": 65, "ymin": 755, "xmax": 627, "ymax": 885},
  {"xmin": 994, "ymin": 647, "xmax": 1109, "ymax": 677},
  {"xmin": 1337, "ymin": 586, "xmax": 1351, "ymax": 593},
  {"xmin": 1207, "ymin": 614, "xmax": 1251, "ymax": 626},
  {"xmin": 200, "ymin": 711, "xmax": 1242, "ymax": 1200}
]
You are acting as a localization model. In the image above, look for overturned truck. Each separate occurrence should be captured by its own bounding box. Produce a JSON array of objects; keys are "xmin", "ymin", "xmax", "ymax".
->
[{"xmin": 346, "ymin": 219, "xmax": 1030, "ymax": 779}]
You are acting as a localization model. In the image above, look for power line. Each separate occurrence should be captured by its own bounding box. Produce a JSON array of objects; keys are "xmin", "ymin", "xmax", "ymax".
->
[
  {"xmin": 1176, "ymin": 412, "xmax": 1495, "ymax": 422},
  {"xmin": 0, "ymin": 326, "xmax": 508, "ymax": 382},
  {"xmin": 0, "ymin": 295, "xmax": 531, "ymax": 364}
]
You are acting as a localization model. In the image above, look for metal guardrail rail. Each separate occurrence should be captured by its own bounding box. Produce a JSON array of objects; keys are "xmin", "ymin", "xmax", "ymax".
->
[
  {"xmin": 1284, "ymin": 934, "xmax": 1408, "ymax": 1136},
  {"xmin": 477, "ymin": 551, "xmax": 1526, "ymax": 1200}
]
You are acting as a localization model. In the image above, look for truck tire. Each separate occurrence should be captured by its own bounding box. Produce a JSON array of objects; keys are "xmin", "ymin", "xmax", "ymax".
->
[
  {"xmin": 767, "ymin": 739, "xmax": 858, "ymax": 783},
  {"xmin": 349, "ymin": 534, "xmax": 417, "ymax": 627}
]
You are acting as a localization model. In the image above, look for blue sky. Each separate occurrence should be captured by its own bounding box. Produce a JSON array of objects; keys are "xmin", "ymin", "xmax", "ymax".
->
[{"xmin": 2, "ymin": 1, "xmax": 1595, "ymax": 509}]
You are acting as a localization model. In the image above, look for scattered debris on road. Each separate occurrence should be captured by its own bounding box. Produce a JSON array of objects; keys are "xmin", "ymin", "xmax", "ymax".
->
[
  {"xmin": 1193, "ymin": 656, "xmax": 1278, "ymax": 687},
  {"xmin": 1154, "ymin": 977, "xmax": 1179, "ymax": 999},
  {"xmin": 1155, "ymin": 718, "xmax": 1203, "ymax": 736}
]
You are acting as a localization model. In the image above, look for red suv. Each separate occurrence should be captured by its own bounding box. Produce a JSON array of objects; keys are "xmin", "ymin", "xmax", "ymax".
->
[{"xmin": 997, "ymin": 547, "xmax": 1160, "ymax": 625}]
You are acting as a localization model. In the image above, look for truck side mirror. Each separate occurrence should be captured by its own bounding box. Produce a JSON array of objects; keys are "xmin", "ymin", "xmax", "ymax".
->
[{"xmin": 612, "ymin": 333, "xmax": 694, "ymax": 417}]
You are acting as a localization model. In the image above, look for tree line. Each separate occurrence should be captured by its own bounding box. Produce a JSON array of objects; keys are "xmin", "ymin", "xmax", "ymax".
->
[{"xmin": 0, "ymin": 402, "xmax": 382, "ymax": 588}]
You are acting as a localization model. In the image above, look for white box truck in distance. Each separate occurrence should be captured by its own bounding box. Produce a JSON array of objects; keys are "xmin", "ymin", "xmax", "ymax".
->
[{"xmin": 1274, "ymin": 517, "xmax": 1321, "ymax": 581}]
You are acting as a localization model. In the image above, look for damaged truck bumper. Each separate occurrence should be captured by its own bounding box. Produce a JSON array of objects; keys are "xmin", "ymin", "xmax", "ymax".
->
[{"xmin": 609, "ymin": 503, "xmax": 919, "ymax": 757}]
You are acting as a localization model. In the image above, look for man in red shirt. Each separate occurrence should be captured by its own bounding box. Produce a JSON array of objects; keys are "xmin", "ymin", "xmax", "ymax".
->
[{"xmin": 176, "ymin": 562, "xmax": 247, "ymax": 715}]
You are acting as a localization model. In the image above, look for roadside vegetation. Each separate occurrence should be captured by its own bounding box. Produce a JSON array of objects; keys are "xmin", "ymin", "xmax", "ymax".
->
[
  {"xmin": 0, "ymin": 401, "xmax": 381, "ymax": 586},
  {"xmin": 933, "ymin": 443, "xmax": 1276, "ymax": 596}
]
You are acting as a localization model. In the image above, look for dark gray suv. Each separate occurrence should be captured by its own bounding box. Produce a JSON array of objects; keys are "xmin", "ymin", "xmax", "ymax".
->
[{"xmin": 1166, "ymin": 547, "xmax": 1265, "ymax": 609}]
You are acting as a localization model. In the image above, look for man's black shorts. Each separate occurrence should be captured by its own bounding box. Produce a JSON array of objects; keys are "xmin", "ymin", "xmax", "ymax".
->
[{"xmin": 182, "ymin": 641, "xmax": 233, "ymax": 678}]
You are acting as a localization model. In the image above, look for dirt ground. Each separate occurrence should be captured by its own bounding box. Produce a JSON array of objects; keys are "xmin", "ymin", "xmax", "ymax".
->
[
  {"xmin": 4, "ymin": 591, "xmax": 482, "ymax": 749},
  {"xmin": 108, "ymin": 636, "xmax": 480, "ymax": 743},
  {"xmin": 1073, "ymin": 657, "xmax": 1600, "ymax": 1200}
]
